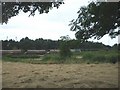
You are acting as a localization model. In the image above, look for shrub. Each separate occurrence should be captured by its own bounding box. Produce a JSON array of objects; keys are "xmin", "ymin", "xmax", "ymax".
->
[{"xmin": 59, "ymin": 41, "xmax": 72, "ymax": 59}]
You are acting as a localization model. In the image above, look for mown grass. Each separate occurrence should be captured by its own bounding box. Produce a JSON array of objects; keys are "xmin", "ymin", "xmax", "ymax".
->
[{"xmin": 2, "ymin": 50, "xmax": 119, "ymax": 64}]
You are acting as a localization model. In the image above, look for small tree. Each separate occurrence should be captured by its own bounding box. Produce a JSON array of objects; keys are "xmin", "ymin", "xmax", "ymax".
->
[
  {"xmin": 59, "ymin": 35, "xmax": 72, "ymax": 58},
  {"xmin": 19, "ymin": 37, "xmax": 34, "ymax": 53}
]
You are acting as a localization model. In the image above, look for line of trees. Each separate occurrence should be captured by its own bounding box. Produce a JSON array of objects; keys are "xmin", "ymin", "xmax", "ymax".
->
[{"xmin": 2, "ymin": 37, "xmax": 119, "ymax": 51}]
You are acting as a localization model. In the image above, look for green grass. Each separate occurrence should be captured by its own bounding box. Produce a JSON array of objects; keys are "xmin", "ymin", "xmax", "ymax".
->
[
  {"xmin": 2, "ymin": 54, "xmax": 42, "ymax": 63},
  {"xmin": 5, "ymin": 54, "xmax": 40, "ymax": 58},
  {"xmin": 80, "ymin": 50, "xmax": 119, "ymax": 64},
  {"xmin": 2, "ymin": 50, "xmax": 119, "ymax": 64}
]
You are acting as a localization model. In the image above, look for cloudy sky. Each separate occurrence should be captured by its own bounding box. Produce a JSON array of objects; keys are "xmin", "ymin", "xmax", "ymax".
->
[{"xmin": 0, "ymin": 0, "xmax": 119, "ymax": 46}]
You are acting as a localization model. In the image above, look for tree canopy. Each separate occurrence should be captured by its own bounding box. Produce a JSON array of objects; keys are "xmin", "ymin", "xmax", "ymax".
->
[
  {"xmin": 69, "ymin": 2, "xmax": 120, "ymax": 42},
  {"xmin": 2, "ymin": 37, "xmax": 117, "ymax": 51},
  {"xmin": 2, "ymin": 1, "xmax": 64, "ymax": 24}
]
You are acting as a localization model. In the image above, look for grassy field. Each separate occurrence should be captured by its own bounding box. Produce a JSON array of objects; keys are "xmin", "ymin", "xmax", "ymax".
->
[
  {"xmin": 2, "ymin": 61, "xmax": 118, "ymax": 88},
  {"xmin": 2, "ymin": 50, "xmax": 119, "ymax": 88},
  {"xmin": 2, "ymin": 50, "xmax": 119, "ymax": 64}
]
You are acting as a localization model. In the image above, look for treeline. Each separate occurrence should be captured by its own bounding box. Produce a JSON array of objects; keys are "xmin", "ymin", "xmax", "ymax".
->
[
  {"xmin": 2, "ymin": 37, "xmax": 59, "ymax": 51},
  {"xmin": 2, "ymin": 37, "xmax": 119, "ymax": 51}
]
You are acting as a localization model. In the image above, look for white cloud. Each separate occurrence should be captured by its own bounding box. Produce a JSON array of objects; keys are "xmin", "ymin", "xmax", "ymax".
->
[
  {"xmin": 88, "ymin": 34, "xmax": 118, "ymax": 46},
  {"xmin": 0, "ymin": 10, "xmax": 76, "ymax": 41}
]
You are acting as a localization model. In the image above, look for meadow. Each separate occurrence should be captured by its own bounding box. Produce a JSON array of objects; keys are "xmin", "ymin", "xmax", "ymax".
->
[
  {"xmin": 2, "ymin": 61, "xmax": 118, "ymax": 88},
  {"xmin": 2, "ymin": 50, "xmax": 119, "ymax": 64},
  {"xmin": 2, "ymin": 50, "xmax": 119, "ymax": 88}
]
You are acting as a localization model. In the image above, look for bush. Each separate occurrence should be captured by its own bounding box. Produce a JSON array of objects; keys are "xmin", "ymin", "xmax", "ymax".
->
[{"xmin": 59, "ymin": 41, "xmax": 72, "ymax": 58}]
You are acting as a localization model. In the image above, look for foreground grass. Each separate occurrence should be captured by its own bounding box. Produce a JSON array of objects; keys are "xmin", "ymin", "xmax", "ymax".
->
[
  {"xmin": 2, "ymin": 61, "xmax": 118, "ymax": 88},
  {"xmin": 2, "ymin": 50, "xmax": 119, "ymax": 64}
]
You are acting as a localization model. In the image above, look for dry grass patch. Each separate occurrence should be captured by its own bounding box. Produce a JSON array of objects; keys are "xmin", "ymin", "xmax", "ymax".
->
[{"xmin": 2, "ymin": 61, "xmax": 118, "ymax": 88}]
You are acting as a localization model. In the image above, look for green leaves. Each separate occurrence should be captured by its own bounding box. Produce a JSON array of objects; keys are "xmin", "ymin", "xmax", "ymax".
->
[
  {"xmin": 59, "ymin": 35, "xmax": 72, "ymax": 58},
  {"xmin": 69, "ymin": 2, "xmax": 120, "ymax": 42},
  {"xmin": 2, "ymin": 1, "xmax": 64, "ymax": 24}
]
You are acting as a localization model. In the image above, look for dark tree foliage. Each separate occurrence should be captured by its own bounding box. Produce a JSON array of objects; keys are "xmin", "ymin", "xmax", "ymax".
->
[
  {"xmin": 67, "ymin": 40, "xmax": 109, "ymax": 51},
  {"xmin": 2, "ymin": 1, "xmax": 64, "ymax": 24},
  {"xmin": 35, "ymin": 38, "xmax": 59, "ymax": 50},
  {"xmin": 59, "ymin": 36, "xmax": 72, "ymax": 58},
  {"xmin": 59, "ymin": 41, "xmax": 72, "ymax": 58},
  {"xmin": 19, "ymin": 37, "xmax": 35, "ymax": 52},
  {"xmin": 18, "ymin": 37, "xmax": 60, "ymax": 52},
  {"xmin": 112, "ymin": 43, "xmax": 120, "ymax": 50},
  {"xmin": 2, "ymin": 37, "xmax": 118, "ymax": 51},
  {"xmin": 2, "ymin": 39, "xmax": 18, "ymax": 50},
  {"xmin": 69, "ymin": 2, "xmax": 120, "ymax": 42}
]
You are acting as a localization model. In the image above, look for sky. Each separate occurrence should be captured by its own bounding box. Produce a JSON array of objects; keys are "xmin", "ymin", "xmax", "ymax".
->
[{"xmin": 0, "ymin": 0, "xmax": 119, "ymax": 46}]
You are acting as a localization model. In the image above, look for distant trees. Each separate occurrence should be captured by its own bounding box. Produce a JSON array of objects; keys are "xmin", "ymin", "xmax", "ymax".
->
[
  {"xmin": 35, "ymin": 38, "xmax": 59, "ymax": 50},
  {"xmin": 112, "ymin": 43, "xmax": 119, "ymax": 50},
  {"xmin": 2, "ymin": 37, "xmax": 60, "ymax": 51},
  {"xmin": 2, "ymin": 39, "xmax": 18, "ymax": 50},
  {"xmin": 2, "ymin": 37, "xmax": 118, "ymax": 51},
  {"xmin": 19, "ymin": 37, "xmax": 35, "ymax": 52},
  {"xmin": 19, "ymin": 37, "xmax": 60, "ymax": 52}
]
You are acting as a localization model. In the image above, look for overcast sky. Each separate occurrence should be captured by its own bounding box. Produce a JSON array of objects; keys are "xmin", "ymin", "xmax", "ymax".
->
[{"xmin": 0, "ymin": 0, "xmax": 119, "ymax": 46}]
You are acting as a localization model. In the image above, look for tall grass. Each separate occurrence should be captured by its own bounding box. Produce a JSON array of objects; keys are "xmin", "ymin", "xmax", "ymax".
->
[
  {"xmin": 80, "ymin": 50, "xmax": 119, "ymax": 63},
  {"xmin": 2, "ymin": 50, "xmax": 119, "ymax": 64}
]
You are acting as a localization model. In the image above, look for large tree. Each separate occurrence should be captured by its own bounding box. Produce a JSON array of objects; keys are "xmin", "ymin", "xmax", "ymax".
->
[
  {"xmin": 69, "ymin": 2, "xmax": 120, "ymax": 42},
  {"xmin": 2, "ymin": 1, "xmax": 64, "ymax": 24}
]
